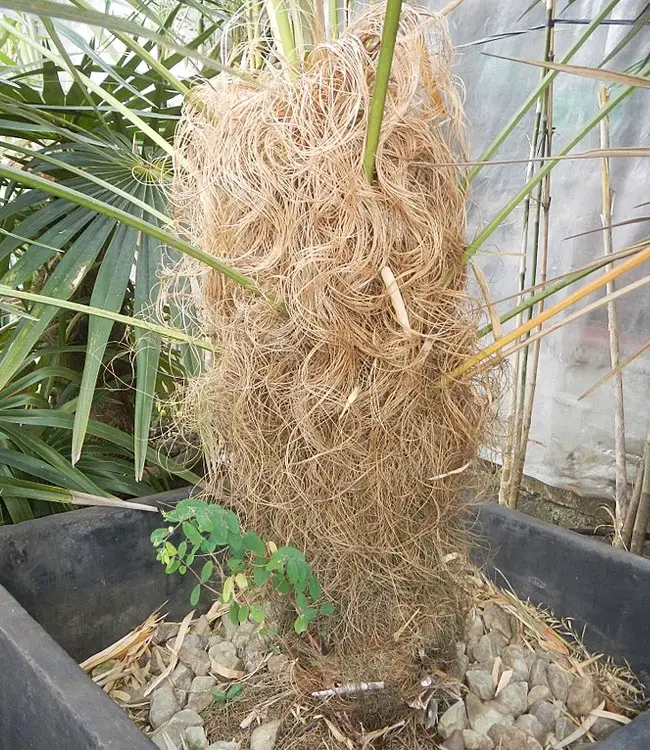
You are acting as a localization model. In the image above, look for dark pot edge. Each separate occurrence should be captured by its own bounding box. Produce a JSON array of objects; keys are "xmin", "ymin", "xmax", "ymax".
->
[{"xmin": 1, "ymin": 492, "xmax": 649, "ymax": 749}]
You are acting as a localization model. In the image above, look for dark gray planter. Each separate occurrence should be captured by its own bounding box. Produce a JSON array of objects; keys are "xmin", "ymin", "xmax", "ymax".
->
[{"xmin": 0, "ymin": 490, "xmax": 649, "ymax": 749}]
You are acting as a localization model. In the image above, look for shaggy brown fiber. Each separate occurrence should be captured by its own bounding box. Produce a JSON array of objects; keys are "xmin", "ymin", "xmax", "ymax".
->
[{"xmin": 170, "ymin": 4, "xmax": 493, "ymax": 682}]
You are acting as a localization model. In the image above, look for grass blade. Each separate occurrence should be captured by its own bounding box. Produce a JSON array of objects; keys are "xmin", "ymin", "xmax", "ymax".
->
[
  {"xmin": 0, "ymin": 0, "xmax": 248, "ymax": 79},
  {"xmin": 457, "ymin": 246, "xmax": 650, "ymax": 376},
  {"xmin": 484, "ymin": 53, "xmax": 650, "ymax": 89},
  {"xmin": 0, "ymin": 215, "xmax": 114, "ymax": 390},
  {"xmin": 601, "ymin": 5, "xmax": 650, "ymax": 67},
  {"xmin": 0, "ymin": 409, "xmax": 202, "ymax": 484},
  {"xmin": 0, "ymin": 476, "xmax": 156, "ymax": 510},
  {"xmin": 1, "ymin": 423, "xmax": 107, "ymax": 495},
  {"xmin": 579, "ymin": 339, "xmax": 650, "ymax": 401}
]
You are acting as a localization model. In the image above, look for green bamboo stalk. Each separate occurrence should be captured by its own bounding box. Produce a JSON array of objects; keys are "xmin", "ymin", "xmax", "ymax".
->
[
  {"xmin": 362, "ymin": 0, "xmax": 403, "ymax": 183},
  {"xmin": 465, "ymin": 57, "xmax": 650, "ymax": 261},
  {"xmin": 466, "ymin": 0, "xmax": 621, "ymax": 186},
  {"xmin": 499, "ymin": 8, "xmax": 553, "ymax": 508}
]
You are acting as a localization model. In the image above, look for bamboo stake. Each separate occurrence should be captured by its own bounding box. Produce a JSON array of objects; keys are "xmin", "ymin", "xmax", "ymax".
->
[
  {"xmin": 630, "ymin": 433, "xmax": 650, "ymax": 555},
  {"xmin": 598, "ymin": 85, "xmax": 628, "ymax": 547},
  {"xmin": 508, "ymin": 0, "xmax": 556, "ymax": 509},
  {"xmin": 621, "ymin": 449, "xmax": 645, "ymax": 550},
  {"xmin": 499, "ymin": 0, "xmax": 555, "ymax": 508}
]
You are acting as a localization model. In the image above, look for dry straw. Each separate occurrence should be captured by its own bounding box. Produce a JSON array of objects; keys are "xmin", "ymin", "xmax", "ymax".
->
[{"xmin": 170, "ymin": 4, "xmax": 493, "ymax": 682}]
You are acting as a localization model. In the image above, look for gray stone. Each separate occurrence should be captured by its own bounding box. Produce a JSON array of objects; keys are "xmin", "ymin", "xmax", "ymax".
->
[
  {"xmin": 178, "ymin": 645, "xmax": 211, "ymax": 676},
  {"xmin": 514, "ymin": 714, "xmax": 547, "ymax": 743},
  {"xmin": 250, "ymin": 719, "xmax": 282, "ymax": 750},
  {"xmin": 192, "ymin": 616, "xmax": 211, "ymax": 636},
  {"xmin": 466, "ymin": 694, "xmax": 513, "ymax": 737},
  {"xmin": 526, "ymin": 685, "xmax": 550, "ymax": 708},
  {"xmin": 483, "ymin": 602, "xmax": 514, "ymax": 640},
  {"xmin": 528, "ymin": 657, "xmax": 549, "ymax": 688},
  {"xmin": 187, "ymin": 675, "xmax": 218, "ymax": 713},
  {"xmin": 208, "ymin": 743, "xmax": 241, "ymax": 750},
  {"xmin": 231, "ymin": 621, "xmax": 258, "ymax": 653},
  {"xmin": 466, "ymin": 669, "xmax": 495, "ymax": 701},
  {"xmin": 438, "ymin": 700, "xmax": 468, "ymax": 739},
  {"xmin": 154, "ymin": 623, "xmax": 180, "ymax": 645},
  {"xmin": 244, "ymin": 633, "xmax": 267, "ymax": 673},
  {"xmin": 591, "ymin": 716, "xmax": 619, "ymax": 740},
  {"xmin": 149, "ymin": 684, "xmax": 180, "ymax": 729},
  {"xmin": 529, "ymin": 700, "xmax": 563, "ymax": 732},
  {"xmin": 463, "ymin": 729, "xmax": 495, "ymax": 750},
  {"xmin": 567, "ymin": 676, "xmax": 599, "ymax": 717},
  {"xmin": 208, "ymin": 634, "xmax": 226, "ymax": 649},
  {"xmin": 547, "ymin": 663, "xmax": 573, "ymax": 703},
  {"xmin": 185, "ymin": 725, "xmax": 209, "ymax": 750},
  {"xmin": 488, "ymin": 725, "xmax": 543, "ymax": 750},
  {"xmin": 441, "ymin": 729, "xmax": 466, "ymax": 750},
  {"xmin": 472, "ymin": 632, "xmax": 507, "ymax": 663},
  {"xmin": 267, "ymin": 654, "xmax": 289, "ymax": 674},
  {"xmin": 151, "ymin": 723, "xmax": 183, "ymax": 749},
  {"xmin": 170, "ymin": 663, "xmax": 194, "ymax": 692},
  {"xmin": 502, "ymin": 645, "xmax": 529, "ymax": 682},
  {"xmin": 175, "ymin": 689, "xmax": 188, "ymax": 709},
  {"xmin": 494, "ymin": 681, "xmax": 528, "ymax": 718},
  {"xmin": 150, "ymin": 712, "xmax": 203, "ymax": 749},
  {"xmin": 168, "ymin": 709, "xmax": 203, "ymax": 729},
  {"xmin": 182, "ymin": 634, "xmax": 209, "ymax": 651},
  {"xmin": 209, "ymin": 641, "xmax": 243, "ymax": 673},
  {"xmin": 466, "ymin": 614, "xmax": 484, "ymax": 650},
  {"xmin": 555, "ymin": 715, "xmax": 576, "ymax": 741},
  {"xmin": 452, "ymin": 642, "xmax": 470, "ymax": 680}
]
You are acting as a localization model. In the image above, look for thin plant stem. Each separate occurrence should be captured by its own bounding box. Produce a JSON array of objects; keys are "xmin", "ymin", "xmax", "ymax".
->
[
  {"xmin": 499, "ymin": 0, "xmax": 554, "ymax": 507},
  {"xmin": 598, "ymin": 84, "xmax": 628, "ymax": 545},
  {"xmin": 0, "ymin": 286, "xmax": 215, "ymax": 350},
  {"xmin": 621, "ymin": 444, "xmax": 646, "ymax": 550},
  {"xmin": 630, "ymin": 433, "xmax": 650, "ymax": 555},
  {"xmin": 508, "ymin": 0, "xmax": 556, "ymax": 509},
  {"xmin": 362, "ymin": 0, "xmax": 404, "ymax": 183}
]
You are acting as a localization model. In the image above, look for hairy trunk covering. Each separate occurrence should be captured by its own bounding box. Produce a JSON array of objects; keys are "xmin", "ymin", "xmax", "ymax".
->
[{"xmin": 171, "ymin": 5, "xmax": 492, "ymax": 679}]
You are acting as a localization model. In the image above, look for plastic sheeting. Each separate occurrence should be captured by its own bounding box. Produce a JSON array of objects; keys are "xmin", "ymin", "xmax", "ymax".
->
[{"xmin": 436, "ymin": 0, "xmax": 649, "ymax": 497}]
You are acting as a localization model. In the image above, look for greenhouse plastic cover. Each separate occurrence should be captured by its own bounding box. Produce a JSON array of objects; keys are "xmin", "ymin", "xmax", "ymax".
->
[{"xmin": 437, "ymin": 0, "xmax": 649, "ymax": 498}]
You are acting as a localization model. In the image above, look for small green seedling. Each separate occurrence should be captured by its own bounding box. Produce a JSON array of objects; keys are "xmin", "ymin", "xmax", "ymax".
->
[
  {"xmin": 211, "ymin": 683, "xmax": 243, "ymax": 705},
  {"xmin": 151, "ymin": 498, "xmax": 334, "ymax": 634}
]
